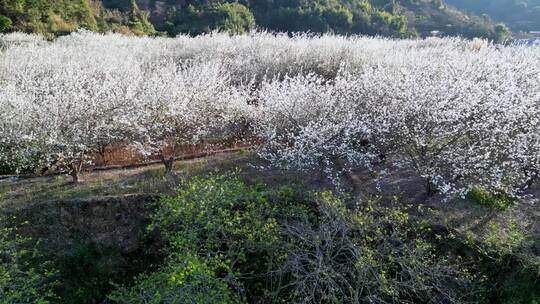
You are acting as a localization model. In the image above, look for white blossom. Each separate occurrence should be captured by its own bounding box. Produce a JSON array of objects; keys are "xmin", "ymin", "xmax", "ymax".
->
[{"xmin": 0, "ymin": 31, "xmax": 537, "ymax": 196}]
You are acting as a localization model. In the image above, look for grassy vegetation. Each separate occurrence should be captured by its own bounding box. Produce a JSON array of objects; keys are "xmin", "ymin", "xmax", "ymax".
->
[
  {"xmin": 0, "ymin": 223, "xmax": 58, "ymax": 303},
  {"xmin": 0, "ymin": 153, "xmax": 538, "ymax": 303},
  {"xmin": 467, "ymin": 186, "xmax": 515, "ymax": 210}
]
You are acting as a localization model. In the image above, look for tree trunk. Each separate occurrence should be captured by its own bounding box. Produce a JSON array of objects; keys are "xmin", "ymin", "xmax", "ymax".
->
[
  {"xmin": 161, "ymin": 155, "xmax": 175, "ymax": 174},
  {"xmin": 70, "ymin": 169, "xmax": 80, "ymax": 183},
  {"xmin": 68, "ymin": 155, "xmax": 85, "ymax": 183},
  {"xmin": 425, "ymin": 178, "xmax": 437, "ymax": 196}
]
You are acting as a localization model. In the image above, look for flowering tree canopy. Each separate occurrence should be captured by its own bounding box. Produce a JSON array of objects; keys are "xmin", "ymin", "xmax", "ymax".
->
[{"xmin": 0, "ymin": 31, "xmax": 537, "ymax": 197}]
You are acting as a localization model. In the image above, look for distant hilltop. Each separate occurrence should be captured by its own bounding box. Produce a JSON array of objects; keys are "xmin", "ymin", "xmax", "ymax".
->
[
  {"xmin": 0, "ymin": 0, "xmax": 516, "ymax": 42},
  {"xmin": 445, "ymin": 0, "xmax": 540, "ymax": 33}
]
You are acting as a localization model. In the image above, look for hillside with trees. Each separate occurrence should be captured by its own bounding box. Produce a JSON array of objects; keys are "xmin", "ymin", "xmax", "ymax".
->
[
  {"xmin": 0, "ymin": 0, "xmax": 156, "ymax": 38},
  {"xmin": 446, "ymin": 0, "xmax": 540, "ymax": 32},
  {"xmin": 0, "ymin": 0, "xmax": 511, "ymax": 41}
]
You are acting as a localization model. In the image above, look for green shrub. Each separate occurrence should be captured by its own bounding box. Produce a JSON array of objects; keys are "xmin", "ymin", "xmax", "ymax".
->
[
  {"xmin": 0, "ymin": 0, "xmax": 158, "ymax": 37},
  {"xmin": 109, "ymin": 252, "xmax": 240, "ymax": 304},
  {"xmin": 1, "ymin": 217, "xmax": 156, "ymax": 304},
  {"xmin": 491, "ymin": 260, "xmax": 540, "ymax": 304},
  {"xmin": 110, "ymin": 173, "xmax": 282, "ymax": 303},
  {"xmin": 0, "ymin": 15, "xmax": 12, "ymax": 32},
  {"xmin": 478, "ymin": 222, "xmax": 539, "ymax": 303},
  {"xmin": 0, "ymin": 224, "xmax": 57, "ymax": 304},
  {"xmin": 466, "ymin": 186, "xmax": 515, "ymax": 210},
  {"xmin": 460, "ymin": 219, "xmax": 539, "ymax": 303},
  {"xmin": 126, "ymin": 0, "xmax": 156, "ymax": 36},
  {"xmin": 110, "ymin": 174, "xmax": 481, "ymax": 303},
  {"xmin": 148, "ymin": 173, "xmax": 280, "ymax": 258}
]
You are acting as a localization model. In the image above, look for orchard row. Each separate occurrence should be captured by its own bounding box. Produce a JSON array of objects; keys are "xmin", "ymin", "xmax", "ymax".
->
[{"xmin": 0, "ymin": 31, "xmax": 538, "ymax": 196}]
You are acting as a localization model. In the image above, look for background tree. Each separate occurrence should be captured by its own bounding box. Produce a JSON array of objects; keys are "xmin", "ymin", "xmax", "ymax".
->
[
  {"xmin": 0, "ymin": 15, "xmax": 11, "ymax": 32},
  {"xmin": 494, "ymin": 23, "xmax": 511, "ymax": 43},
  {"xmin": 165, "ymin": 2, "xmax": 255, "ymax": 36}
]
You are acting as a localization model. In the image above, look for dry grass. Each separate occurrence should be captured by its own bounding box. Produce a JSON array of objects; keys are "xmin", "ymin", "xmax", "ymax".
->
[
  {"xmin": 0, "ymin": 150, "xmax": 314, "ymax": 208},
  {"xmin": 0, "ymin": 152, "xmax": 231, "ymax": 209}
]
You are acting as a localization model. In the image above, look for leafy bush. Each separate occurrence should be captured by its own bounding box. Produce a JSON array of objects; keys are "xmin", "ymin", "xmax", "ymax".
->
[
  {"xmin": 466, "ymin": 187, "xmax": 515, "ymax": 210},
  {"xmin": 110, "ymin": 174, "xmax": 283, "ymax": 302},
  {"xmin": 0, "ymin": 0, "xmax": 156, "ymax": 38},
  {"xmin": 109, "ymin": 252, "xmax": 241, "ymax": 304},
  {"xmin": 125, "ymin": 0, "xmax": 156, "ymax": 36},
  {"xmin": 0, "ymin": 0, "xmax": 98, "ymax": 38},
  {"xmin": 462, "ymin": 221, "xmax": 540, "ymax": 303},
  {"xmin": 0, "ymin": 15, "xmax": 12, "ymax": 33},
  {"xmin": 110, "ymin": 174, "xmax": 482, "ymax": 303},
  {"xmin": 0, "ymin": 224, "xmax": 57, "ymax": 304},
  {"xmin": 215, "ymin": 2, "xmax": 256, "ymax": 35}
]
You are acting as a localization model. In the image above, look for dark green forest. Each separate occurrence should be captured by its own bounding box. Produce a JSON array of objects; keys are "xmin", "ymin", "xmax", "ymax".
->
[{"xmin": 0, "ymin": 0, "xmax": 516, "ymax": 41}]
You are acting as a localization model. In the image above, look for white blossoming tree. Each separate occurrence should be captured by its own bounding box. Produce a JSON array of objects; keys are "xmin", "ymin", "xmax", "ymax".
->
[
  {"xmin": 131, "ymin": 60, "xmax": 247, "ymax": 174},
  {"xmin": 0, "ymin": 38, "xmax": 140, "ymax": 182},
  {"xmin": 0, "ymin": 31, "xmax": 537, "ymax": 198},
  {"xmin": 252, "ymin": 73, "xmax": 376, "ymax": 190}
]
